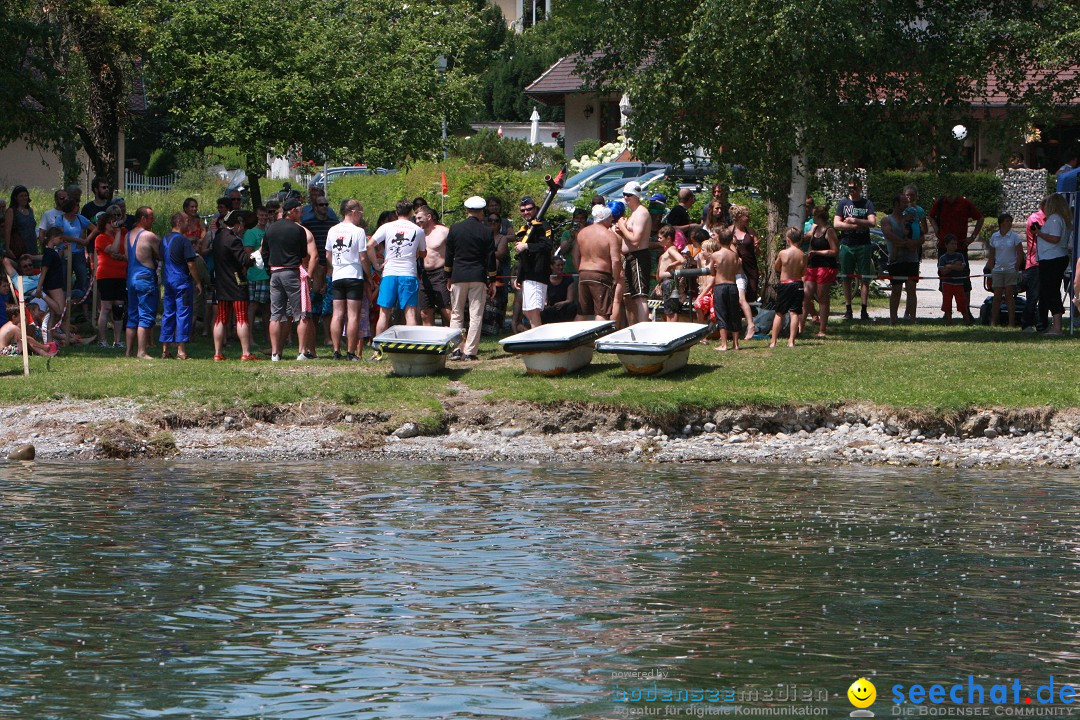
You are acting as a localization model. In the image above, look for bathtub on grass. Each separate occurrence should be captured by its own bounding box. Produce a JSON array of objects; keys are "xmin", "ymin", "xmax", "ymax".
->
[
  {"xmin": 594, "ymin": 322, "xmax": 710, "ymax": 376},
  {"xmin": 372, "ymin": 325, "xmax": 462, "ymax": 376},
  {"xmin": 499, "ymin": 320, "xmax": 616, "ymax": 376}
]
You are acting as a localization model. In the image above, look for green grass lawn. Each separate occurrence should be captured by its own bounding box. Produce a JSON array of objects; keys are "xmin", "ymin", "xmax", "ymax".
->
[{"xmin": 2, "ymin": 320, "xmax": 1078, "ymax": 415}]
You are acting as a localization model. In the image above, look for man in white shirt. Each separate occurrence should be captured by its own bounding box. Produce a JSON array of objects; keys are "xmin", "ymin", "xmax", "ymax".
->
[
  {"xmin": 36, "ymin": 189, "xmax": 68, "ymax": 246},
  {"xmin": 368, "ymin": 199, "xmax": 427, "ymax": 341},
  {"xmin": 325, "ymin": 198, "xmax": 369, "ymax": 361}
]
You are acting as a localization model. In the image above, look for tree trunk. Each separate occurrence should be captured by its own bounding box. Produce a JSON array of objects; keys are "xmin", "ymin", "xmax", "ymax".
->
[
  {"xmin": 246, "ymin": 148, "xmax": 267, "ymax": 209},
  {"xmin": 60, "ymin": 141, "xmax": 81, "ymax": 186},
  {"xmin": 55, "ymin": 3, "xmax": 127, "ymax": 180},
  {"xmin": 761, "ymin": 195, "xmax": 785, "ymax": 307},
  {"xmin": 786, "ymin": 154, "xmax": 808, "ymax": 228}
]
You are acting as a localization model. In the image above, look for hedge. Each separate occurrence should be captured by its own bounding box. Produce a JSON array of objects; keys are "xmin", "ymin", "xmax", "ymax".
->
[
  {"xmin": 329, "ymin": 160, "xmax": 572, "ymax": 227},
  {"xmin": 868, "ymin": 171, "xmax": 1002, "ymax": 218}
]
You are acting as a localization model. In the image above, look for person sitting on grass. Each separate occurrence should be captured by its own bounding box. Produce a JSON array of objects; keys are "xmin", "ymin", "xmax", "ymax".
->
[
  {"xmin": 986, "ymin": 212, "xmax": 1023, "ymax": 328},
  {"xmin": 938, "ymin": 234, "xmax": 973, "ymax": 325},
  {"xmin": 656, "ymin": 226, "xmax": 686, "ymax": 322},
  {"xmin": 0, "ymin": 285, "xmax": 57, "ymax": 357},
  {"xmin": 709, "ymin": 227, "xmax": 742, "ymax": 352},
  {"xmin": 4, "ymin": 254, "xmax": 47, "ymax": 315},
  {"xmin": 540, "ymin": 256, "xmax": 578, "ymax": 324},
  {"xmin": 770, "ymin": 227, "xmax": 808, "ymax": 348}
]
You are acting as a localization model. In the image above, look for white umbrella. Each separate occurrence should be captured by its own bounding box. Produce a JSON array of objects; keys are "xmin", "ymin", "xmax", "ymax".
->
[{"xmin": 529, "ymin": 107, "xmax": 540, "ymax": 145}]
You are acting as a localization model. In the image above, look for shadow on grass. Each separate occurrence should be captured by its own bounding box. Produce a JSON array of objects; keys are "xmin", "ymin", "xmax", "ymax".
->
[
  {"xmin": 620, "ymin": 363, "xmax": 715, "ymax": 381},
  {"xmin": 831, "ymin": 321, "xmax": 1075, "ymax": 343}
]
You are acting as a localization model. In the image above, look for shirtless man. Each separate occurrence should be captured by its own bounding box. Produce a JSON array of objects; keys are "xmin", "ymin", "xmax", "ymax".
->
[
  {"xmin": 415, "ymin": 205, "xmax": 451, "ymax": 326},
  {"xmin": 709, "ymin": 227, "xmax": 742, "ymax": 351},
  {"xmin": 125, "ymin": 207, "xmax": 162, "ymax": 359},
  {"xmin": 614, "ymin": 181, "xmax": 652, "ymax": 325},
  {"xmin": 574, "ymin": 204, "xmax": 624, "ymax": 321},
  {"xmin": 770, "ymin": 227, "xmax": 808, "ymax": 348}
]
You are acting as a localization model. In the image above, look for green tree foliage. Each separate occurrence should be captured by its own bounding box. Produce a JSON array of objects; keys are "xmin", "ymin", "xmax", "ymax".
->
[
  {"xmin": 573, "ymin": 0, "xmax": 1078, "ymax": 293},
  {"xmin": 0, "ymin": 8, "xmax": 69, "ymax": 152},
  {"xmin": 477, "ymin": 0, "xmax": 605, "ymax": 122},
  {"xmin": 450, "ymin": 129, "xmax": 564, "ymax": 170},
  {"xmin": 2, "ymin": 0, "xmax": 144, "ymax": 181},
  {"xmin": 580, "ymin": 0, "xmax": 1079, "ymax": 207},
  {"xmin": 480, "ymin": 31, "xmax": 563, "ymax": 122},
  {"xmin": 149, "ymin": 0, "xmax": 505, "ymax": 205}
]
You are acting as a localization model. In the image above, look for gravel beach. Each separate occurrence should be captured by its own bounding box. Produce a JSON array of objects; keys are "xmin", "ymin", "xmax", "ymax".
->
[{"xmin": 4, "ymin": 397, "xmax": 1080, "ymax": 468}]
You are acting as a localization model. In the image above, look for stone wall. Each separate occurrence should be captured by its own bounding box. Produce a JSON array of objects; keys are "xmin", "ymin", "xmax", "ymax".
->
[
  {"xmin": 997, "ymin": 168, "xmax": 1047, "ymax": 220},
  {"xmin": 816, "ymin": 168, "xmax": 868, "ymax": 205}
]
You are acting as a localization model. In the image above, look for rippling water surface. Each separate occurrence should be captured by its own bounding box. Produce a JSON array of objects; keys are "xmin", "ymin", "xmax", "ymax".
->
[{"xmin": 0, "ymin": 462, "xmax": 1077, "ymax": 719}]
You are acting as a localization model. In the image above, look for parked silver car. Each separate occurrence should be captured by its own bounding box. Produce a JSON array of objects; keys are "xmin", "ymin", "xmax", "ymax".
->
[
  {"xmin": 556, "ymin": 161, "xmax": 667, "ymax": 207},
  {"xmin": 310, "ymin": 165, "xmax": 397, "ymax": 188}
]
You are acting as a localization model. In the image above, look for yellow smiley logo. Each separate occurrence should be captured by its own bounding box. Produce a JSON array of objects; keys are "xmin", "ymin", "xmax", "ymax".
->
[{"xmin": 848, "ymin": 678, "xmax": 876, "ymax": 709}]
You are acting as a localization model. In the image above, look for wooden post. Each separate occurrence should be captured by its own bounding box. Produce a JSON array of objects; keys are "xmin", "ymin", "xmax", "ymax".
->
[
  {"xmin": 62, "ymin": 244, "xmax": 72, "ymax": 335},
  {"xmin": 17, "ymin": 275, "xmax": 29, "ymax": 376}
]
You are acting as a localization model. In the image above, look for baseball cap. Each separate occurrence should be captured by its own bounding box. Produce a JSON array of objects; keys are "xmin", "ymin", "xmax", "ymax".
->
[
  {"xmin": 591, "ymin": 204, "xmax": 613, "ymax": 223},
  {"xmin": 464, "ymin": 195, "xmax": 486, "ymax": 210},
  {"xmin": 622, "ymin": 182, "xmax": 642, "ymax": 198},
  {"xmin": 649, "ymin": 192, "xmax": 667, "ymax": 203},
  {"xmin": 283, "ymin": 198, "xmax": 302, "ymax": 212},
  {"xmin": 519, "ymin": 195, "xmax": 536, "ymax": 207}
]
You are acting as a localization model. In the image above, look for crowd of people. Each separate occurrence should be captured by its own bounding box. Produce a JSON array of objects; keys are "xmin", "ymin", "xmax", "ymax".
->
[{"xmin": 0, "ymin": 173, "xmax": 1076, "ymax": 363}]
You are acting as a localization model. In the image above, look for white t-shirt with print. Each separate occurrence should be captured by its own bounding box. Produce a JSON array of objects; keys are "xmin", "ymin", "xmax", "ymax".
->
[
  {"xmin": 989, "ymin": 230, "xmax": 1022, "ymax": 272},
  {"xmin": 326, "ymin": 222, "xmax": 367, "ymax": 280},
  {"xmin": 371, "ymin": 218, "xmax": 426, "ymax": 277}
]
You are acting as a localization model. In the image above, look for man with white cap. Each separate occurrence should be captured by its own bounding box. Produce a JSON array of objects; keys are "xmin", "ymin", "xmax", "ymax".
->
[
  {"xmin": 574, "ymin": 204, "xmax": 624, "ymax": 321},
  {"xmin": 614, "ymin": 181, "xmax": 652, "ymax": 324},
  {"xmin": 445, "ymin": 196, "xmax": 496, "ymax": 360}
]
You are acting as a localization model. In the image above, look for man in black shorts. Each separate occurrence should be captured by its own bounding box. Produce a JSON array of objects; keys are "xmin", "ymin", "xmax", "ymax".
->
[
  {"xmin": 710, "ymin": 227, "xmax": 743, "ymax": 351},
  {"xmin": 614, "ymin": 182, "xmax": 652, "ymax": 325},
  {"xmin": 770, "ymin": 227, "xmax": 808, "ymax": 347},
  {"xmin": 415, "ymin": 205, "xmax": 451, "ymax": 325}
]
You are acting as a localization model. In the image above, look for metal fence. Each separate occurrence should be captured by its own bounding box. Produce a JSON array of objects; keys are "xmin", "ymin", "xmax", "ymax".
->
[{"xmin": 123, "ymin": 169, "xmax": 181, "ymax": 193}]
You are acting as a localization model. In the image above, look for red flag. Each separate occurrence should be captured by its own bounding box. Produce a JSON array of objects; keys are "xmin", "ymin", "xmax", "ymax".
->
[{"xmin": 440, "ymin": 171, "xmax": 448, "ymax": 196}]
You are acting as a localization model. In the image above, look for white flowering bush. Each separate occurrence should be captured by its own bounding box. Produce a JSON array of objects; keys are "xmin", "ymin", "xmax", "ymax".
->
[{"xmin": 569, "ymin": 136, "xmax": 630, "ymax": 173}]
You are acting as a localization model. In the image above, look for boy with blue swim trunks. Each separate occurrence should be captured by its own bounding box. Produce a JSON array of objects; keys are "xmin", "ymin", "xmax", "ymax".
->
[
  {"xmin": 125, "ymin": 207, "xmax": 161, "ymax": 359},
  {"xmin": 367, "ymin": 200, "xmax": 427, "ymax": 346}
]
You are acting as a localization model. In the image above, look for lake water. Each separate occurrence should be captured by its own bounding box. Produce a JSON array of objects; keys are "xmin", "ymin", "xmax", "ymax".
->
[{"xmin": 1, "ymin": 462, "xmax": 1077, "ymax": 719}]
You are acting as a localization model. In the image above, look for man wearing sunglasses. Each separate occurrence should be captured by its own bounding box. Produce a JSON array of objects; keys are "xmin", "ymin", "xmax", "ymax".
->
[
  {"xmin": 513, "ymin": 196, "xmax": 553, "ymax": 329},
  {"xmin": 614, "ymin": 181, "xmax": 652, "ymax": 325},
  {"xmin": 302, "ymin": 193, "xmax": 338, "ymax": 351}
]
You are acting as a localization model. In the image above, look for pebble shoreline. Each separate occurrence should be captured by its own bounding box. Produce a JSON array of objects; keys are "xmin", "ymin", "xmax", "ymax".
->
[{"xmin": 2, "ymin": 399, "xmax": 1079, "ymax": 468}]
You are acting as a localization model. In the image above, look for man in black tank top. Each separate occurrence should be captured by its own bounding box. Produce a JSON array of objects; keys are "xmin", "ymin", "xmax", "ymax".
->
[{"xmin": 262, "ymin": 199, "xmax": 317, "ymax": 361}]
